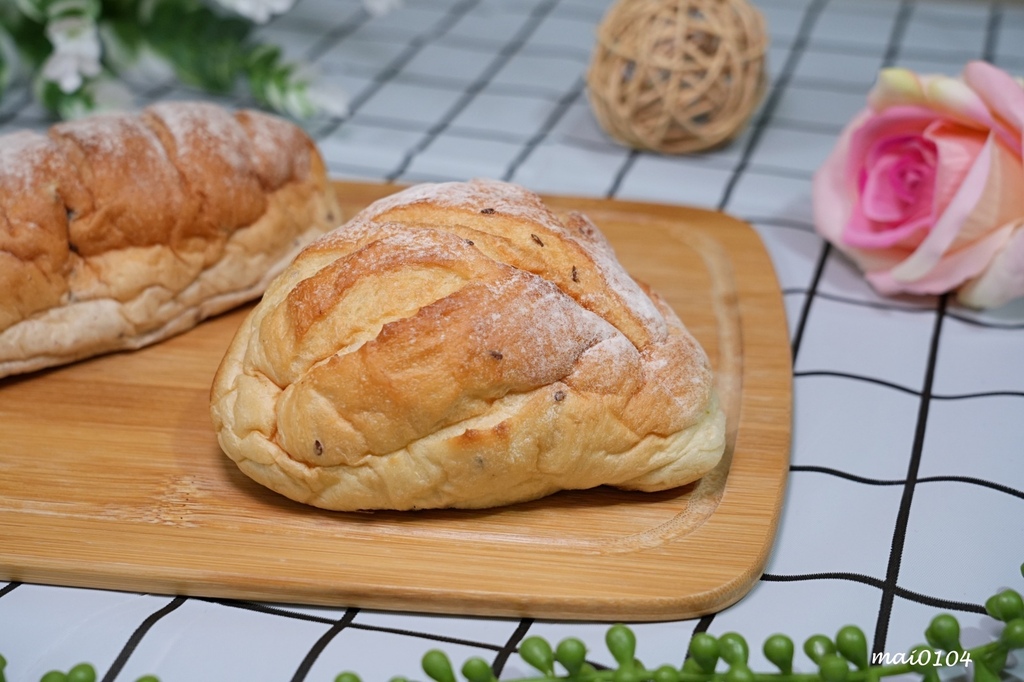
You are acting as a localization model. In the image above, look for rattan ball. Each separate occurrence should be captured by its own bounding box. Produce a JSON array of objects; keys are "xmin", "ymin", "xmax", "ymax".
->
[{"xmin": 586, "ymin": 0, "xmax": 769, "ymax": 154}]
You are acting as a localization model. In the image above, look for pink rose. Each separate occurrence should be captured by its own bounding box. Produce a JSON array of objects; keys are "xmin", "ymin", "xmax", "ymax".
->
[{"xmin": 813, "ymin": 61, "xmax": 1024, "ymax": 308}]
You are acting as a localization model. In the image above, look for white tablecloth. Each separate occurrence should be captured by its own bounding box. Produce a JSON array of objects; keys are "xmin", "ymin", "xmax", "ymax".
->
[{"xmin": 1, "ymin": 0, "xmax": 1022, "ymax": 680}]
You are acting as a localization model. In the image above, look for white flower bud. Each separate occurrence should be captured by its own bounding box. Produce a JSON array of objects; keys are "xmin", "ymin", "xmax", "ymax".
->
[{"xmin": 41, "ymin": 16, "xmax": 102, "ymax": 93}]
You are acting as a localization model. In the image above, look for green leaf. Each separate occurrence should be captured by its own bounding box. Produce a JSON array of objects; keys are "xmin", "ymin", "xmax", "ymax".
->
[
  {"xmin": 5, "ymin": 10, "xmax": 50, "ymax": 69},
  {"xmin": 687, "ymin": 633, "xmax": 719, "ymax": 673},
  {"xmin": 0, "ymin": 37, "xmax": 8, "ymax": 95},
  {"xmin": 818, "ymin": 653, "xmax": 849, "ymax": 682},
  {"xmin": 972, "ymin": 660, "xmax": 1001, "ymax": 682},
  {"xmin": 554, "ymin": 637, "xmax": 587, "ymax": 676},
  {"xmin": 835, "ymin": 626, "xmax": 868, "ymax": 670},
  {"xmin": 985, "ymin": 647, "xmax": 1008, "ymax": 672},
  {"xmin": 1001, "ymin": 618, "xmax": 1024, "ymax": 649},
  {"xmin": 681, "ymin": 657, "xmax": 703, "ymax": 674},
  {"xmin": 422, "ymin": 650, "xmax": 456, "ymax": 682},
  {"xmin": 803, "ymin": 634, "xmax": 836, "ymax": 665},
  {"xmin": 907, "ymin": 645, "xmax": 939, "ymax": 672},
  {"xmin": 99, "ymin": 17, "xmax": 145, "ymax": 66},
  {"xmin": 460, "ymin": 657, "xmax": 496, "ymax": 682},
  {"xmin": 66, "ymin": 664, "xmax": 96, "ymax": 682},
  {"xmin": 606, "ymin": 624, "xmax": 637, "ymax": 669},
  {"xmin": 723, "ymin": 662, "xmax": 754, "ymax": 682},
  {"xmin": 763, "ymin": 634, "xmax": 794, "ymax": 674},
  {"xmin": 518, "ymin": 637, "xmax": 554, "ymax": 676},
  {"xmin": 142, "ymin": 1, "xmax": 250, "ymax": 92},
  {"xmin": 986, "ymin": 590, "xmax": 1024, "ymax": 623},
  {"xmin": 718, "ymin": 633, "xmax": 749, "ymax": 666},
  {"xmin": 334, "ymin": 674, "xmax": 362, "ymax": 682},
  {"xmin": 46, "ymin": 0, "xmax": 101, "ymax": 20},
  {"xmin": 651, "ymin": 664, "xmax": 681, "ymax": 682},
  {"xmin": 924, "ymin": 614, "xmax": 962, "ymax": 653}
]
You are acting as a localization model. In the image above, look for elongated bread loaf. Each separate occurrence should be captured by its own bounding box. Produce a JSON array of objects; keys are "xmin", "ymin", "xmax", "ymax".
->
[
  {"xmin": 0, "ymin": 102, "xmax": 340, "ymax": 379},
  {"xmin": 211, "ymin": 179, "xmax": 726, "ymax": 511}
]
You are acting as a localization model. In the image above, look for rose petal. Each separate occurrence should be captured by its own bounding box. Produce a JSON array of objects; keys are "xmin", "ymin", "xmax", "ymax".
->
[
  {"xmin": 814, "ymin": 108, "xmax": 931, "ymax": 271},
  {"xmin": 926, "ymin": 120, "xmax": 986, "ymax": 219},
  {"xmin": 868, "ymin": 68, "xmax": 927, "ymax": 110},
  {"xmin": 952, "ymin": 134, "xmax": 1024, "ymax": 246},
  {"xmin": 845, "ymin": 136, "xmax": 936, "ymax": 249},
  {"xmin": 868, "ymin": 221, "xmax": 1015, "ymax": 295},
  {"xmin": 963, "ymin": 60, "xmax": 1024, "ymax": 155},
  {"xmin": 870, "ymin": 64, "xmax": 1022, "ymax": 154},
  {"xmin": 957, "ymin": 220, "xmax": 1024, "ymax": 308},
  {"xmin": 844, "ymin": 205, "xmax": 931, "ymax": 249},
  {"xmin": 861, "ymin": 154, "xmax": 911, "ymax": 221},
  {"xmin": 889, "ymin": 132, "xmax": 994, "ymax": 282},
  {"xmin": 845, "ymin": 106, "xmax": 938, "ymax": 188},
  {"xmin": 924, "ymin": 77, "xmax": 994, "ymax": 130},
  {"xmin": 813, "ymin": 111, "xmax": 869, "ymax": 247}
]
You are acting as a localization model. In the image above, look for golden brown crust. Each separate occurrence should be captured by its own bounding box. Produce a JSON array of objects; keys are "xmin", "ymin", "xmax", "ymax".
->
[
  {"xmin": 211, "ymin": 179, "xmax": 726, "ymax": 511},
  {"xmin": 0, "ymin": 102, "xmax": 341, "ymax": 378}
]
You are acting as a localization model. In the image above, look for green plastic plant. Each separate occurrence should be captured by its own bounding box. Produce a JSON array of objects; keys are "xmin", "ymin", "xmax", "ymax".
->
[
  {"xmin": 0, "ymin": 0, "xmax": 347, "ymax": 120},
  {"xmin": 2, "ymin": 564, "xmax": 1021, "ymax": 682},
  {"xmin": 343, "ymin": 562, "xmax": 1024, "ymax": 682},
  {"xmin": 0, "ymin": 657, "xmax": 154, "ymax": 682}
]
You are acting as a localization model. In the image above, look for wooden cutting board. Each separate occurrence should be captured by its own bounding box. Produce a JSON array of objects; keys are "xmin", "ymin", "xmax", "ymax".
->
[{"xmin": 0, "ymin": 181, "xmax": 791, "ymax": 621}]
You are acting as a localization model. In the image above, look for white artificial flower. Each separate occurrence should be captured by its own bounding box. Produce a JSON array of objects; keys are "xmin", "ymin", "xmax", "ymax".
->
[
  {"xmin": 212, "ymin": 0, "xmax": 297, "ymax": 24},
  {"xmin": 41, "ymin": 16, "xmax": 102, "ymax": 93}
]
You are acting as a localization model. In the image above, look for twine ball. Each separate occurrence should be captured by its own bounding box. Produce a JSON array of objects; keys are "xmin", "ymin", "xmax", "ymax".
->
[{"xmin": 586, "ymin": 0, "xmax": 769, "ymax": 154}]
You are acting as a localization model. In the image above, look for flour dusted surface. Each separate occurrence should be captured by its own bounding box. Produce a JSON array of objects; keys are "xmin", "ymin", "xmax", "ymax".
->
[
  {"xmin": 0, "ymin": 101, "xmax": 340, "ymax": 379},
  {"xmin": 210, "ymin": 179, "xmax": 727, "ymax": 511}
]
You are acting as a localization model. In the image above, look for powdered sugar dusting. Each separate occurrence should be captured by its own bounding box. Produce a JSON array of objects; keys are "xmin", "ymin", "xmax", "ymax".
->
[
  {"xmin": 53, "ymin": 113, "xmax": 133, "ymax": 158},
  {"xmin": 148, "ymin": 102, "xmax": 250, "ymax": 173},
  {"xmin": 309, "ymin": 218, "xmax": 462, "ymax": 263},
  {"xmin": 371, "ymin": 179, "xmax": 666, "ymax": 343},
  {"xmin": 0, "ymin": 131, "xmax": 58, "ymax": 191},
  {"xmin": 52, "ymin": 113, "xmax": 173, "ymax": 199},
  {"xmin": 576, "ymin": 332, "xmax": 638, "ymax": 381},
  {"xmin": 370, "ymin": 225, "xmax": 468, "ymax": 262},
  {"xmin": 236, "ymin": 110, "xmax": 308, "ymax": 189},
  {"xmin": 475, "ymin": 268, "xmax": 618, "ymax": 385},
  {"xmin": 328, "ymin": 226, "xmax": 481, "ymax": 283},
  {"xmin": 561, "ymin": 210, "xmax": 663, "ymax": 336},
  {"xmin": 359, "ymin": 179, "xmax": 569, "ymax": 235}
]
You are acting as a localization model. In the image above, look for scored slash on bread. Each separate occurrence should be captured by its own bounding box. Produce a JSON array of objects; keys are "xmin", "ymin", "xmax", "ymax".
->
[
  {"xmin": 210, "ymin": 179, "xmax": 726, "ymax": 511},
  {"xmin": 0, "ymin": 102, "xmax": 341, "ymax": 379}
]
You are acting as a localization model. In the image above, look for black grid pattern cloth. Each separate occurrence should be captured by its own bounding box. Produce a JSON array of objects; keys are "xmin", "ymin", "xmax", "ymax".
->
[{"xmin": 0, "ymin": 0, "xmax": 1022, "ymax": 679}]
